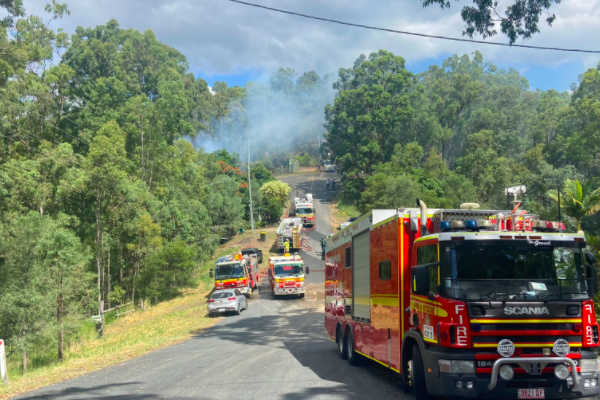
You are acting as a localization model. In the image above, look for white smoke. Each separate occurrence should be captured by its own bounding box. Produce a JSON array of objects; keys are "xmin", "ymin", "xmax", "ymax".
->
[{"xmin": 193, "ymin": 71, "xmax": 336, "ymax": 164}]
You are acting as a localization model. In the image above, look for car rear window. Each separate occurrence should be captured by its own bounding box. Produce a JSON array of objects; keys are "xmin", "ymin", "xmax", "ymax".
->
[{"xmin": 211, "ymin": 291, "xmax": 234, "ymax": 299}]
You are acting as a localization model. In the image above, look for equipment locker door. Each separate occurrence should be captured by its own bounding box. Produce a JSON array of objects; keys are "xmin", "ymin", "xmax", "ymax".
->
[{"xmin": 352, "ymin": 230, "xmax": 371, "ymax": 320}]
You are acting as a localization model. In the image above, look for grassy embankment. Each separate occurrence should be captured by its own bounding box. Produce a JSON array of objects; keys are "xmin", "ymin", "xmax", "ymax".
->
[
  {"xmin": 0, "ymin": 228, "xmax": 278, "ymax": 400},
  {"xmin": 328, "ymin": 191, "xmax": 361, "ymax": 230}
]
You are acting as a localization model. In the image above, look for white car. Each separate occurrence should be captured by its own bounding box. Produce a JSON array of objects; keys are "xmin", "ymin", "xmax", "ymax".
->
[
  {"xmin": 208, "ymin": 289, "xmax": 248, "ymax": 316},
  {"xmin": 324, "ymin": 163, "xmax": 336, "ymax": 172}
]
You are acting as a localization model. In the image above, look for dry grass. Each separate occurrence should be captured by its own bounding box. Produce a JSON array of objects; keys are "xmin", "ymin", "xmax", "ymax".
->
[
  {"xmin": 0, "ymin": 227, "xmax": 279, "ymax": 400},
  {"xmin": 328, "ymin": 195, "xmax": 360, "ymax": 230}
]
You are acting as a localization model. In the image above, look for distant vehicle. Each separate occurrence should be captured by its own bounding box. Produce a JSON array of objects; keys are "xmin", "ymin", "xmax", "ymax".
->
[
  {"xmin": 276, "ymin": 217, "xmax": 303, "ymax": 252},
  {"xmin": 241, "ymin": 247, "xmax": 263, "ymax": 264},
  {"xmin": 337, "ymin": 217, "xmax": 359, "ymax": 230},
  {"xmin": 324, "ymin": 160, "xmax": 336, "ymax": 172},
  {"xmin": 291, "ymin": 193, "xmax": 315, "ymax": 228},
  {"xmin": 208, "ymin": 289, "xmax": 248, "ymax": 316}
]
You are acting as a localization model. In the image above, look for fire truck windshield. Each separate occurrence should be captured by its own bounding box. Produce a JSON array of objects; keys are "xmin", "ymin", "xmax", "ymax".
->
[
  {"xmin": 274, "ymin": 263, "xmax": 303, "ymax": 276},
  {"xmin": 440, "ymin": 241, "xmax": 590, "ymax": 301},
  {"xmin": 215, "ymin": 264, "xmax": 245, "ymax": 279},
  {"xmin": 296, "ymin": 208, "xmax": 313, "ymax": 214}
]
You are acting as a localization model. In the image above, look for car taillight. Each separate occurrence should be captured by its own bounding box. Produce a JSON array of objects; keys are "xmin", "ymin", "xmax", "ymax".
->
[
  {"xmin": 228, "ymin": 297, "xmax": 236, "ymax": 301},
  {"xmin": 209, "ymin": 299, "xmax": 215, "ymax": 303}
]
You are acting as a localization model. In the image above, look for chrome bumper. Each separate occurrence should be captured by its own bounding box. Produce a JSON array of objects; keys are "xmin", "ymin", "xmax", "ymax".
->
[{"xmin": 488, "ymin": 357, "xmax": 579, "ymax": 391}]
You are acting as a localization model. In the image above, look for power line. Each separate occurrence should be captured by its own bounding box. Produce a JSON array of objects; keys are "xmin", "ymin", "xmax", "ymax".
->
[{"xmin": 225, "ymin": 0, "xmax": 600, "ymax": 54}]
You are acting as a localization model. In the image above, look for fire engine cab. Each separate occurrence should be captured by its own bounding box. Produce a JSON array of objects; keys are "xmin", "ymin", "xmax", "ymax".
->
[
  {"xmin": 292, "ymin": 193, "xmax": 315, "ymax": 228},
  {"xmin": 210, "ymin": 254, "xmax": 255, "ymax": 297},
  {"xmin": 325, "ymin": 196, "xmax": 599, "ymax": 399},
  {"xmin": 268, "ymin": 253, "xmax": 309, "ymax": 298}
]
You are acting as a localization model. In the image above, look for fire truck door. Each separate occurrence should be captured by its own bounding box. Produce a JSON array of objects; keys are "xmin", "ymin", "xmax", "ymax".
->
[
  {"xmin": 352, "ymin": 230, "xmax": 371, "ymax": 321},
  {"xmin": 413, "ymin": 243, "xmax": 439, "ymax": 344}
]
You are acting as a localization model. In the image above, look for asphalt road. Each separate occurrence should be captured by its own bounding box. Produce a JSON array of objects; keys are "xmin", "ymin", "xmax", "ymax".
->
[{"xmin": 18, "ymin": 172, "xmax": 409, "ymax": 400}]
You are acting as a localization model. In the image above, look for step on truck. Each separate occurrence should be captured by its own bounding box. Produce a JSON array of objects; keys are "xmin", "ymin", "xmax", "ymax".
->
[
  {"xmin": 268, "ymin": 253, "xmax": 309, "ymax": 298},
  {"xmin": 276, "ymin": 217, "xmax": 303, "ymax": 252},
  {"xmin": 324, "ymin": 195, "xmax": 599, "ymax": 400},
  {"xmin": 210, "ymin": 254, "xmax": 256, "ymax": 297},
  {"xmin": 292, "ymin": 193, "xmax": 316, "ymax": 228}
]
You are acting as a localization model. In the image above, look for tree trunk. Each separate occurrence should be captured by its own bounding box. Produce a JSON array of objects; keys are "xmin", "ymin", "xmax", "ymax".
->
[
  {"xmin": 119, "ymin": 240, "xmax": 123, "ymax": 288},
  {"xmin": 100, "ymin": 229, "xmax": 105, "ymax": 305},
  {"xmin": 96, "ymin": 194, "xmax": 103, "ymax": 318},
  {"xmin": 107, "ymin": 239, "xmax": 111, "ymax": 309},
  {"xmin": 57, "ymin": 292, "xmax": 64, "ymax": 363},
  {"xmin": 141, "ymin": 111, "xmax": 145, "ymax": 181},
  {"xmin": 22, "ymin": 351, "xmax": 27, "ymax": 374}
]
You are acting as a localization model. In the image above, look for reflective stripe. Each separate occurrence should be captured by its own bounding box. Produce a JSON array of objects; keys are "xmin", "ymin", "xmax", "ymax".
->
[
  {"xmin": 356, "ymin": 351, "xmax": 400, "ymax": 373},
  {"xmin": 371, "ymin": 296, "xmax": 399, "ymax": 307}
]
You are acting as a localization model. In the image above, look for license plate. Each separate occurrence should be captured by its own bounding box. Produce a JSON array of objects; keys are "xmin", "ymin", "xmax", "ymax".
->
[
  {"xmin": 518, "ymin": 389, "xmax": 545, "ymax": 399},
  {"xmin": 218, "ymin": 308, "xmax": 226, "ymax": 312}
]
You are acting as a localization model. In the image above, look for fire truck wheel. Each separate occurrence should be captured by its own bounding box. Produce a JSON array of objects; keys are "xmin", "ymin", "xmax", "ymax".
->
[
  {"xmin": 336, "ymin": 325, "xmax": 347, "ymax": 360},
  {"xmin": 345, "ymin": 328, "xmax": 362, "ymax": 366},
  {"xmin": 411, "ymin": 344, "xmax": 428, "ymax": 399}
]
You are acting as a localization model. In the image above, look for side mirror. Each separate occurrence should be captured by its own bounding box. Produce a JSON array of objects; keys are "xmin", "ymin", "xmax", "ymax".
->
[
  {"xmin": 586, "ymin": 264, "xmax": 599, "ymax": 295},
  {"xmin": 337, "ymin": 226, "xmax": 341, "ymax": 231},
  {"xmin": 585, "ymin": 252, "xmax": 597, "ymax": 265},
  {"xmin": 306, "ymin": 266, "xmax": 310, "ymax": 275},
  {"xmin": 411, "ymin": 264, "xmax": 432, "ymax": 296}
]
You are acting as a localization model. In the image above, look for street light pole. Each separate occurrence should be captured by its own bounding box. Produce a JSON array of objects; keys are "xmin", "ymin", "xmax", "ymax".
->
[{"xmin": 247, "ymin": 132, "xmax": 255, "ymax": 232}]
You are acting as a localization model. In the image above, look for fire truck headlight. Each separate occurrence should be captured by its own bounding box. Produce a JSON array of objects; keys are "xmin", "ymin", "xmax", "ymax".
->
[
  {"xmin": 452, "ymin": 360, "xmax": 474, "ymax": 374},
  {"xmin": 554, "ymin": 364, "xmax": 569, "ymax": 380},
  {"xmin": 499, "ymin": 365, "xmax": 514, "ymax": 381},
  {"xmin": 439, "ymin": 360, "xmax": 474, "ymax": 374},
  {"xmin": 580, "ymin": 358, "xmax": 599, "ymax": 373}
]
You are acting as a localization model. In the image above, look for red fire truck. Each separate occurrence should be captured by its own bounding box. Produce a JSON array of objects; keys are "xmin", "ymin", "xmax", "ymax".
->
[
  {"xmin": 210, "ymin": 254, "xmax": 256, "ymax": 297},
  {"xmin": 324, "ymin": 199, "xmax": 599, "ymax": 399}
]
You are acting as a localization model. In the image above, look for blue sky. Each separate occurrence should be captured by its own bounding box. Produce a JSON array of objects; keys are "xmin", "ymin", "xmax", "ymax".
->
[
  {"xmin": 198, "ymin": 57, "xmax": 590, "ymax": 93},
  {"xmin": 25, "ymin": 0, "xmax": 600, "ymax": 94}
]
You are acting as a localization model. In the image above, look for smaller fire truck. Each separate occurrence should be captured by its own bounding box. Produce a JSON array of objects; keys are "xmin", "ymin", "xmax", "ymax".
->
[
  {"xmin": 292, "ymin": 193, "xmax": 316, "ymax": 228},
  {"xmin": 268, "ymin": 253, "xmax": 309, "ymax": 298},
  {"xmin": 210, "ymin": 254, "xmax": 256, "ymax": 297},
  {"xmin": 276, "ymin": 217, "xmax": 303, "ymax": 252}
]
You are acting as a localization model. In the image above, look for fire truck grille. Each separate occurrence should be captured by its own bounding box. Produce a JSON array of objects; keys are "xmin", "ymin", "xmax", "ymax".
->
[
  {"xmin": 478, "ymin": 323, "xmax": 575, "ymax": 331},
  {"xmin": 472, "ymin": 335, "xmax": 581, "ymax": 346}
]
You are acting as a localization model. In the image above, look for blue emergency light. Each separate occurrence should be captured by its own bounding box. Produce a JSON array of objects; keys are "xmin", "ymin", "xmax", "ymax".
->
[
  {"xmin": 464, "ymin": 220, "xmax": 478, "ymax": 230},
  {"xmin": 440, "ymin": 221, "xmax": 452, "ymax": 232}
]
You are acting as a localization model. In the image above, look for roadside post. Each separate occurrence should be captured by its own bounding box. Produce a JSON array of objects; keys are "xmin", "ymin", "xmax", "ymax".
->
[{"xmin": 0, "ymin": 338, "xmax": 8, "ymax": 385}]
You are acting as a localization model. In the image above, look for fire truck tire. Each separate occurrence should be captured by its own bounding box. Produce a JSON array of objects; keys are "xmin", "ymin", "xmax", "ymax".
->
[
  {"xmin": 336, "ymin": 325, "xmax": 347, "ymax": 360},
  {"xmin": 345, "ymin": 328, "xmax": 362, "ymax": 366},
  {"xmin": 411, "ymin": 345, "xmax": 428, "ymax": 400}
]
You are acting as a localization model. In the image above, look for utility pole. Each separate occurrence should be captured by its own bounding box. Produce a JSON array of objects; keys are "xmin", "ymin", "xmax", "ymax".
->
[{"xmin": 247, "ymin": 132, "xmax": 255, "ymax": 232}]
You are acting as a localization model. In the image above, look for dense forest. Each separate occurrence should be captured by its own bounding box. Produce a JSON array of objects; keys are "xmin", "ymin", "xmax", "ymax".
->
[
  {"xmin": 0, "ymin": 3, "xmax": 287, "ymax": 372},
  {"xmin": 324, "ymin": 50, "xmax": 600, "ymax": 238}
]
